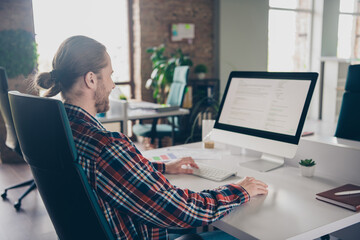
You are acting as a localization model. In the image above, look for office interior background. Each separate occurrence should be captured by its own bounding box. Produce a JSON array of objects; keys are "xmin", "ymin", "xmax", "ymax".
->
[
  {"xmin": 0, "ymin": 0, "xmax": 359, "ymax": 239},
  {"xmin": 3, "ymin": 0, "xmax": 360, "ymax": 120}
]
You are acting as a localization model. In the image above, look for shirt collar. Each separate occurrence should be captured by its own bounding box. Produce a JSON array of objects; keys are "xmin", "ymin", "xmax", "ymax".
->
[{"xmin": 64, "ymin": 103, "xmax": 105, "ymax": 130}]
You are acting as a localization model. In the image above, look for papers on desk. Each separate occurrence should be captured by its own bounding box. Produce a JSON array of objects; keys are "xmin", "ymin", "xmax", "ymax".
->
[
  {"xmin": 128, "ymin": 101, "xmax": 159, "ymax": 110},
  {"xmin": 143, "ymin": 147, "xmax": 224, "ymax": 162},
  {"xmin": 129, "ymin": 101, "xmax": 179, "ymax": 112}
]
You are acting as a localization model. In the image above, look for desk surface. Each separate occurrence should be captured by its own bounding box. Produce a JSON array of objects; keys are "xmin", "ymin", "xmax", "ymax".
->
[{"xmin": 145, "ymin": 142, "xmax": 360, "ymax": 240}]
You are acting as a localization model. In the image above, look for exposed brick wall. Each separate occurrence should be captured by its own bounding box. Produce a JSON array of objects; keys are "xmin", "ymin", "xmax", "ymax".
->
[
  {"xmin": 0, "ymin": 0, "xmax": 35, "ymax": 163},
  {"xmin": 0, "ymin": 0, "xmax": 34, "ymax": 32},
  {"xmin": 132, "ymin": 0, "xmax": 215, "ymax": 102}
]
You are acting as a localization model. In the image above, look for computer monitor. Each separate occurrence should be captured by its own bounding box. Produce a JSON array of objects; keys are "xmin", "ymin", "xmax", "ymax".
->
[{"xmin": 211, "ymin": 71, "xmax": 318, "ymax": 172}]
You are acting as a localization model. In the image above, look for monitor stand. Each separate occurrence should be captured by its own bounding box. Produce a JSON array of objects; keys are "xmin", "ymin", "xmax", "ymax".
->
[{"xmin": 240, "ymin": 153, "xmax": 284, "ymax": 172}]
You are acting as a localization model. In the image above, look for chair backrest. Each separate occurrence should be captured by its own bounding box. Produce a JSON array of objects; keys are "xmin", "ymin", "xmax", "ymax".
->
[
  {"xmin": 335, "ymin": 64, "xmax": 360, "ymax": 141},
  {"xmin": 0, "ymin": 67, "xmax": 20, "ymax": 153},
  {"xmin": 8, "ymin": 92, "xmax": 115, "ymax": 240},
  {"xmin": 166, "ymin": 66, "xmax": 189, "ymax": 107},
  {"xmin": 166, "ymin": 66, "xmax": 189, "ymax": 127}
]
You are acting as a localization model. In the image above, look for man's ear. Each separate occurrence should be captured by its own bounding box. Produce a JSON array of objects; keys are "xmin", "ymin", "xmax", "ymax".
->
[{"xmin": 83, "ymin": 71, "xmax": 97, "ymax": 90}]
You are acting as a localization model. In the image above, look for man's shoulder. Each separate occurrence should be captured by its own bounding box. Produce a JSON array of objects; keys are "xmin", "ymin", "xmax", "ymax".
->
[{"xmin": 71, "ymin": 119, "xmax": 127, "ymax": 148}]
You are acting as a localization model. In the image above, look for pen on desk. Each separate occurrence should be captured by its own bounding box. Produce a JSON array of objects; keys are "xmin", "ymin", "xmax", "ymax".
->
[{"xmin": 334, "ymin": 190, "xmax": 360, "ymax": 196}]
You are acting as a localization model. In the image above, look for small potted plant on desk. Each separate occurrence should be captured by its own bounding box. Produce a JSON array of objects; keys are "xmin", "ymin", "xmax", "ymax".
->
[
  {"xmin": 299, "ymin": 159, "xmax": 316, "ymax": 177},
  {"xmin": 194, "ymin": 64, "xmax": 208, "ymax": 80}
]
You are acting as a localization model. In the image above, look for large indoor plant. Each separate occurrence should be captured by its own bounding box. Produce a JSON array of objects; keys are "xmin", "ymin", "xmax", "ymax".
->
[
  {"xmin": 145, "ymin": 44, "xmax": 192, "ymax": 103},
  {"xmin": 0, "ymin": 29, "xmax": 38, "ymax": 78},
  {"xmin": 0, "ymin": 29, "xmax": 38, "ymax": 163}
]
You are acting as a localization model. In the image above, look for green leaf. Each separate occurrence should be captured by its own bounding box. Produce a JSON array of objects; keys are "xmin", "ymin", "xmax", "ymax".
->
[
  {"xmin": 299, "ymin": 158, "xmax": 316, "ymax": 166},
  {"xmin": 150, "ymin": 68, "xmax": 158, "ymax": 79},
  {"xmin": 146, "ymin": 47, "xmax": 155, "ymax": 53},
  {"xmin": 145, "ymin": 78, "xmax": 153, "ymax": 89}
]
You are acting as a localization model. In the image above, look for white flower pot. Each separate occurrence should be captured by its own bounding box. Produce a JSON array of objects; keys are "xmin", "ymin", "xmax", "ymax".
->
[
  {"xmin": 197, "ymin": 73, "xmax": 206, "ymax": 79},
  {"xmin": 300, "ymin": 165, "xmax": 315, "ymax": 177}
]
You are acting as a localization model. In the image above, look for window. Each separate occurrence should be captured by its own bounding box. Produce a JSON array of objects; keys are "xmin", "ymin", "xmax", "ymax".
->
[
  {"xmin": 32, "ymin": 0, "xmax": 131, "ymax": 97},
  {"xmin": 337, "ymin": 0, "xmax": 360, "ymax": 58},
  {"xmin": 268, "ymin": 0, "xmax": 313, "ymax": 72}
]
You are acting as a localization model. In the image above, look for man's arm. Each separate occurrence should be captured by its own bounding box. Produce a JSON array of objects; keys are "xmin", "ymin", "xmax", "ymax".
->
[
  {"xmin": 95, "ymin": 138, "xmax": 250, "ymax": 229},
  {"xmin": 151, "ymin": 161, "xmax": 165, "ymax": 173}
]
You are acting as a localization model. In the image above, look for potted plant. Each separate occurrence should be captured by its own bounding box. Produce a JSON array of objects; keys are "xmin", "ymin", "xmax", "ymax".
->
[
  {"xmin": 0, "ymin": 29, "xmax": 38, "ymax": 79},
  {"xmin": 194, "ymin": 64, "xmax": 207, "ymax": 80},
  {"xmin": 0, "ymin": 29, "xmax": 37, "ymax": 163},
  {"xmin": 145, "ymin": 44, "xmax": 192, "ymax": 104},
  {"xmin": 299, "ymin": 159, "xmax": 316, "ymax": 177}
]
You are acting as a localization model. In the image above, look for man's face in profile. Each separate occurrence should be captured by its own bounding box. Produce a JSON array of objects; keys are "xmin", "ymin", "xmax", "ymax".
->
[{"xmin": 94, "ymin": 53, "xmax": 115, "ymax": 113}]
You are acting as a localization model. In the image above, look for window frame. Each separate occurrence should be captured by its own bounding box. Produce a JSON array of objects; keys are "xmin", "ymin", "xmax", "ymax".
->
[
  {"xmin": 116, "ymin": 0, "xmax": 135, "ymax": 99},
  {"xmin": 337, "ymin": 4, "xmax": 360, "ymax": 59},
  {"xmin": 268, "ymin": 1, "xmax": 315, "ymax": 72}
]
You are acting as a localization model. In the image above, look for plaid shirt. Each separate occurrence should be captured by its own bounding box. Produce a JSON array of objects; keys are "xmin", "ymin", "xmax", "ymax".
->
[{"xmin": 65, "ymin": 104, "xmax": 250, "ymax": 240}]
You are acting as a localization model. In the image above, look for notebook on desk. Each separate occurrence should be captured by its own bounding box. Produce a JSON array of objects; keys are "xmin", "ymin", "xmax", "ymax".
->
[{"xmin": 316, "ymin": 184, "xmax": 360, "ymax": 212}]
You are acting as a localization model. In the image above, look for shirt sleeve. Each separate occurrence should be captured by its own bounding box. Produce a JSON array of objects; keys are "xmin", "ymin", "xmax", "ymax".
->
[
  {"xmin": 117, "ymin": 132, "xmax": 166, "ymax": 173},
  {"xmin": 95, "ymin": 136, "xmax": 250, "ymax": 229},
  {"xmin": 151, "ymin": 161, "xmax": 165, "ymax": 173}
]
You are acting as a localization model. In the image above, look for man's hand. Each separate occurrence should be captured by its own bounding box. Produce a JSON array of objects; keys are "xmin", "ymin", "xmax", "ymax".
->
[
  {"xmin": 236, "ymin": 177, "xmax": 268, "ymax": 197},
  {"xmin": 165, "ymin": 157, "xmax": 199, "ymax": 174}
]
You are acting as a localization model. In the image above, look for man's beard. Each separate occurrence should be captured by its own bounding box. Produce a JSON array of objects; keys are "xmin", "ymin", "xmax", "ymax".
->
[{"xmin": 94, "ymin": 82, "xmax": 110, "ymax": 113}]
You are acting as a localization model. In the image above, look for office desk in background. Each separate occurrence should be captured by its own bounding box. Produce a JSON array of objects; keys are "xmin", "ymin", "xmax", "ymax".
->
[
  {"xmin": 144, "ymin": 138, "xmax": 360, "ymax": 240},
  {"xmin": 97, "ymin": 101, "xmax": 189, "ymax": 136}
]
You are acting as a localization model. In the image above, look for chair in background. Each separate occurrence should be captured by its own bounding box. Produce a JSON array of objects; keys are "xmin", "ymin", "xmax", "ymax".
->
[
  {"xmin": 335, "ymin": 64, "xmax": 360, "ymax": 141},
  {"xmin": 0, "ymin": 67, "xmax": 36, "ymax": 210},
  {"xmin": 133, "ymin": 66, "xmax": 189, "ymax": 147},
  {"xmin": 8, "ymin": 91, "xmax": 115, "ymax": 239}
]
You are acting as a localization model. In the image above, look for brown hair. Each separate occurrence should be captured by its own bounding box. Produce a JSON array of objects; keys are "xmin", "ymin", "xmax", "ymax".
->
[{"xmin": 35, "ymin": 35, "xmax": 107, "ymax": 97}]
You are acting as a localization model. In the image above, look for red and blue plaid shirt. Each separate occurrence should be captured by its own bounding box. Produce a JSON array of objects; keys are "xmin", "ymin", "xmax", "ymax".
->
[{"xmin": 65, "ymin": 104, "xmax": 250, "ymax": 240}]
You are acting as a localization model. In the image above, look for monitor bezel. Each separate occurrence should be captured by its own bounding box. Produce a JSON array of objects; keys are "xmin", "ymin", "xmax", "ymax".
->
[{"xmin": 214, "ymin": 71, "xmax": 318, "ymax": 145}]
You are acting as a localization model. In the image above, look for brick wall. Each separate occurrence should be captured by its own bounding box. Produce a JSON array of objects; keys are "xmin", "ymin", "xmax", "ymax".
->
[
  {"xmin": 132, "ymin": 0, "xmax": 215, "ymax": 102},
  {"xmin": 0, "ymin": 0, "xmax": 34, "ymax": 32}
]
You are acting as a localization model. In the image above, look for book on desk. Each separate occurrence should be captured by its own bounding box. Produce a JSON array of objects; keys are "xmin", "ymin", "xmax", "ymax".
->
[{"xmin": 316, "ymin": 184, "xmax": 360, "ymax": 212}]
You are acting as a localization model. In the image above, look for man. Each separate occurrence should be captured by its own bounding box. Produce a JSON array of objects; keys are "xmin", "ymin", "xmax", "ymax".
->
[{"xmin": 35, "ymin": 35, "xmax": 268, "ymax": 240}]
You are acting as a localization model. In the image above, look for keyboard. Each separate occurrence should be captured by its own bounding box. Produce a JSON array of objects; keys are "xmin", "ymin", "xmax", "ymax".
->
[{"xmin": 192, "ymin": 162, "xmax": 237, "ymax": 182}]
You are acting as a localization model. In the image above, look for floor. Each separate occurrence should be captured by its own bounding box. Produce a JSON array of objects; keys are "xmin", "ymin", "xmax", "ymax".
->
[{"xmin": 0, "ymin": 162, "xmax": 56, "ymax": 240}]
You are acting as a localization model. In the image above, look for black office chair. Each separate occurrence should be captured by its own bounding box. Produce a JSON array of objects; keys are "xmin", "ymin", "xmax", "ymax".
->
[
  {"xmin": 133, "ymin": 66, "xmax": 189, "ymax": 147},
  {"xmin": 335, "ymin": 64, "xmax": 360, "ymax": 141},
  {"xmin": 8, "ymin": 91, "xmax": 115, "ymax": 240},
  {"xmin": 0, "ymin": 67, "xmax": 36, "ymax": 210}
]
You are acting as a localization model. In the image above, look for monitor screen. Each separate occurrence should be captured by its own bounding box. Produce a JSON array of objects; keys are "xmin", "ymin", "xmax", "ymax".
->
[
  {"xmin": 212, "ymin": 71, "xmax": 318, "ymax": 172},
  {"xmin": 214, "ymin": 71, "xmax": 318, "ymax": 145}
]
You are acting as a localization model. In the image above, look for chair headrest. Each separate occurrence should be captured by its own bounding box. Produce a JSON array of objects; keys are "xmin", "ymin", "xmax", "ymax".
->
[
  {"xmin": 173, "ymin": 66, "xmax": 189, "ymax": 84},
  {"xmin": 345, "ymin": 64, "xmax": 360, "ymax": 92}
]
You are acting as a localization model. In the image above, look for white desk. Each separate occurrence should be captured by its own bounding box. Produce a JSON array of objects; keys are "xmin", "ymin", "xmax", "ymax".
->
[
  {"xmin": 97, "ymin": 101, "xmax": 189, "ymax": 137},
  {"xmin": 145, "ymin": 140, "xmax": 360, "ymax": 239}
]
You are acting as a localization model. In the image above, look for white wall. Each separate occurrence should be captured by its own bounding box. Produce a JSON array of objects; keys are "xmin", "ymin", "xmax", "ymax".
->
[
  {"xmin": 219, "ymin": 0, "xmax": 268, "ymax": 94},
  {"xmin": 321, "ymin": 0, "xmax": 340, "ymax": 57}
]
